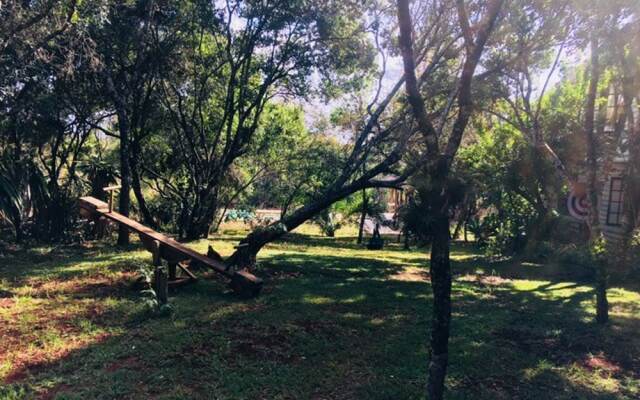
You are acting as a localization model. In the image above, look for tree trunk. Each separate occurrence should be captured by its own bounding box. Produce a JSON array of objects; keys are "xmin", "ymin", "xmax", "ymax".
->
[
  {"xmin": 130, "ymin": 141, "xmax": 158, "ymax": 229},
  {"xmin": 584, "ymin": 37, "xmax": 608, "ymax": 324},
  {"xmin": 451, "ymin": 212, "xmax": 465, "ymax": 241},
  {"xmin": 395, "ymin": 0, "xmax": 504, "ymax": 396},
  {"xmin": 226, "ymin": 183, "xmax": 377, "ymax": 267},
  {"xmin": 464, "ymin": 222, "xmax": 468, "ymax": 243},
  {"xmin": 357, "ymin": 188, "xmax": 368, "ymax": 244},
  {"xmin": 14, "ymin": 216, "xmax": 24, "ymax": 244},
  {"xmin": 116, "ymin": 107, "xmax": 131, "ymax": 246},
  {"xmin": 106, "ymin": 72, "xmax": 132, "ymax": 247},
  {"xmin": 182, "ymin": 191, "xmax": 218, "ymax": 241},
  {"xmin": 426, "ymin": 194, "xmax": 452, "ymax": 400}
]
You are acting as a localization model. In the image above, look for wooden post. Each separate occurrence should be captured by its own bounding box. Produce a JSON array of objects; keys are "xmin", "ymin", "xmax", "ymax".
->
[
  {"xmin": 96, "ymin": 216, "xmax": 107, "ymax": 239},
  {"xmin": 154, "ymin": 266, "xmax": 168, "ymax": 305},
  {"xmin": 229, "ymin": 270, "xmax": 263, "ymax": 298},
  {"xmin": 140, "ymin": 235, "xmax": 162, "ymax": 267},
  {"xmin": 168, "ymin": 262, "xmax": 177, "ymax": 281},
  {"xmin": 103, "ymin": 185, "xmax": 122, "ymax": 213},
  {"xmin": 151, "ymin": 240, "xmax": 162, "ymax": 266}
]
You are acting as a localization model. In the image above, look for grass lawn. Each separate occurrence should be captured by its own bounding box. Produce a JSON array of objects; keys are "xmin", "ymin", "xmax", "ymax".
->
[{"xmin": 0, "ymin": 223, "xmax": 639, "ymax": 399}]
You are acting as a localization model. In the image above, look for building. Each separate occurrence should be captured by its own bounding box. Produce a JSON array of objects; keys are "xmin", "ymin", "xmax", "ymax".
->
[{"xmin": 570, "ymin": 88, "xmax": 638, "ymax": 242}]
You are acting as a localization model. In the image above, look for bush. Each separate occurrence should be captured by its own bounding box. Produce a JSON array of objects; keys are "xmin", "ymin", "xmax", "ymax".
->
[
  {"xmin": 556, "ymin": 244, "xmax": 593, "ymax": 267},
  {"xmin": 147, "ymin": 195, "xmax": 182, "ymax": 232},
  {"xmin": 525, "ymin": 240, "xmax": 556, "ymax": 261},
  {"xmin": 224, "ymin": 209, "xmax": 256, "ymax": 223},
  {"xmin": 314, "ymin": 210, "xmax": 343, "ymax": 237},
  {"xmin": 628, "ymin": 230, "xmax": 640, "ymax": 272}
]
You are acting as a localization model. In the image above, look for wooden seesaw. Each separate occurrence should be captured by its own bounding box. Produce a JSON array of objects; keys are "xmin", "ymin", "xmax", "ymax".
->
[{"xmin": 78, "ymin": 193, "xmax": 262, "ymax": 298}]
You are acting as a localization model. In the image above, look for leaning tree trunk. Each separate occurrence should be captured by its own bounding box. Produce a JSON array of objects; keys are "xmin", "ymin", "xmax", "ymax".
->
[
  {"xmin": 225, "ymin": 184, "xmax": 373, "ymax": 268},
  {"xmin": 584, "ymin": 37, "xmax": 608, "ymax": 324},
  {"xmin": 226, "ymin": 198, "xmax": 335, "ymax": 268}
]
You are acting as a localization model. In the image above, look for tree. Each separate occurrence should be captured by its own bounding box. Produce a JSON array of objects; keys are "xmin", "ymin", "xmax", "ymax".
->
[
  {"xmin": 569, "ymin": 0, "xmax": 640, "ymax": 324},
  {"xmin": 0, "ymin": 0, "xmax": 81, "ymax": 241},
  {"xmin": 396, "ymin": 0, "xmax": 504, "ymax": 398},
  {"xmin": 144, "ymin": 0, "xmax": 377, "ymax": 240},
  {"xmin": 481, "ymin": 5, "xmax": 573, "ymax": 238},
  {"xmin": 582, "ymin": 35, "xmax": 610, "ymax": 323},
  {"xmin": 456, "ymin": 122, "xmax": 539, "ymax": 254}
]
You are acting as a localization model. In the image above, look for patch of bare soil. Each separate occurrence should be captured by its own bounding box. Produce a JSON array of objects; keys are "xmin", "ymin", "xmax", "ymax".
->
[
  {"xmin": 582, "ymin": 353, "xmax": 622, "ymax": 374},
  {"xmin": 0, "ymin": 272, "xmax": 125, "ymax": 384},
  {"xmin": 3, "ymin": 331, "xmax": 112, "ymax": 384},
  {"xmin": 456, "ymin": 374, "xmax": 522, "ymax": 399},
  {"xmin": 295, "ymin": 318, "xmax": 338, "ymax": 336},
  {"xmin": 0, "ymin": 297, "xmax": 15, "ymax": 307},
  {"xmin": 258, "ymin": 264, "xmax": 303, "ymax": 280},
  {"xmin": 493, "ymin": 326, "xmax": 639, "ymax": 380},
  {"xmin": 28, "ymin": 271, "xmax": 137, "ymax": 299},
  {"xmin": 388, "ymin": 266, "xmax": 430, "ymax": 282}
]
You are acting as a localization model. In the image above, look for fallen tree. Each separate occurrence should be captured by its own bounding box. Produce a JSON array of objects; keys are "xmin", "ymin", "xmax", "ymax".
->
[{"xmin": 224, "ymin": 0, "xmax": 469, "ymax": 267}]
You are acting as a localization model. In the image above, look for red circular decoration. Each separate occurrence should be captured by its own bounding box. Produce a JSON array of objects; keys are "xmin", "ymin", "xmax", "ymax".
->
[{"xmin": 567, "ymin": 191, "xmax": 589, "ymax": 220}]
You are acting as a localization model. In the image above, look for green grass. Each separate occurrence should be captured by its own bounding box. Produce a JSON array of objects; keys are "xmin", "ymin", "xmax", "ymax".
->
[{"xmin": 0, "ymin": 223, "xmax": 639, "ymax": 399}]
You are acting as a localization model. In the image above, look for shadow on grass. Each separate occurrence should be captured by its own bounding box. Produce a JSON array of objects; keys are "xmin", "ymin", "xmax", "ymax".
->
[{"xmin": 1, "ymin": 238, "xmax": 638, "ymax": 399}]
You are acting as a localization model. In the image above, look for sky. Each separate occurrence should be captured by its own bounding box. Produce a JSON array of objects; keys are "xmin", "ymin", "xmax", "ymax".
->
[{"xmin": 300, "ymin": 47, "xmax": 585, "ymax": 138}]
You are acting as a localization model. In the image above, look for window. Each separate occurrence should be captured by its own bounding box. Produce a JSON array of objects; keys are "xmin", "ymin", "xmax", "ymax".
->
[{"xmin": 606, "ymin": 177, "xmax": 624, "ymax": 226}]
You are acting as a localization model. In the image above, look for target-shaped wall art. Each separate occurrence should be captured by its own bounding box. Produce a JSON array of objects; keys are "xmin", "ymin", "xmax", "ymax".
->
[{"xmin": 567, "ymin": 183, "xmax": 589, "ymax": 220}]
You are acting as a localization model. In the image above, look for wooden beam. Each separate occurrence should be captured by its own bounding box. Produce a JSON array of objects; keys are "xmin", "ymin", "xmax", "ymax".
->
[
  {"xmin": 79, "ymin": 196, "xmax": 263, "ymax": 297},
  {"xmin": 177, "ymin": 262, "xmax": 198, "ymax": 281}
]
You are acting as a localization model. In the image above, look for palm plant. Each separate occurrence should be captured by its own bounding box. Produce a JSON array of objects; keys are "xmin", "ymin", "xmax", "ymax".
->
[{"xmin": 0, "ymin": 159, "xmax": 49, "ymax": 242}]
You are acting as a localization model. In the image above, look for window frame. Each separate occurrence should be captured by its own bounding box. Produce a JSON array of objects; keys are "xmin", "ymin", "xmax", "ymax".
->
[{"xmin": 606, "ymin": 177, "xmax": 624, "ymax": 226}]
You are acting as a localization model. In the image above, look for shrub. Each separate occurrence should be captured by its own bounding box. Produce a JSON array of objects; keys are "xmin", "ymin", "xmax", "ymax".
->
[
  {"xmin": 314, "ymin": 210, "xmax": 343, "ymax": 237},
  {"xmin": 147, "ymin": 195, "xmax": 182, "ymax": 232},
  {"xmin": 525, "ymin": 240, "xmax": 556, "ymax": 261},
  {"xmin": 224, "ymin": 209, "xmax": 256, "ymax": 223},
  {"xmin": 627, "ymin": 229, "xmax": 640, "ymax": 272},
  {"xmin": 556, "ymin": 244, "xmax": 593, "ymax": 267}
]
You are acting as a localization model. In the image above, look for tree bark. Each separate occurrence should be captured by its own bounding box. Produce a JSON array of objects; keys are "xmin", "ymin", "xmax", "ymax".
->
[
  {"xmin": 105, "ymin": 72, "xmax": 132, "ymax": 246},
  {"xmin": 426, "ymin": 195, "xmax": 452, "ymax": 400},
  {"xmin": 116, "ymin": 106, "xmax": 131, "ymax": 246},
  {"xmin": 182, "ymin": 191, "xmax": 219, "ymax": 241},
  {"xmin": 357, "ymin": 188, "xmax": 368, "ymax": 244},
  {"xmin": 395, "ymin": 1, "xmax": 504, "ymax": 397},
  {"xmin": 130, "ymin": 140, "xmax": 158, "ymax": 229}
]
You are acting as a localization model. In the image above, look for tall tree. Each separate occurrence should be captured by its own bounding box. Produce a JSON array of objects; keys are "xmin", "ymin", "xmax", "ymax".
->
[
  {"xmin": 0, "ymin": 0, "xmax": 79, "ymax": 241},
  {"xmin": 396, "ymin": 0, "xmax": 504, "ymax": 397},
  {"xmin": 144, "ymin": 0, "xmax": 378, "ymax": 240},
  {"xmin": 582, "ymin": 35, "xmax": 610, "ymax": 323},
  {"xmin": 482, "ymin": 3, "xmax": 575, "ymax": 239},
  {"xmin": 83, "ymin": 0, "xmax": 178, "ymax": 244}
]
